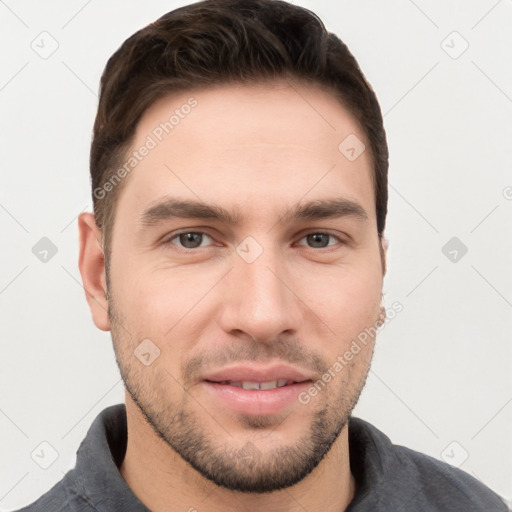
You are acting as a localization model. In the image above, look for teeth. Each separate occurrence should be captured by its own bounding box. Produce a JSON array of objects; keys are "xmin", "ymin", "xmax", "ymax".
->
[
  {"xmin": 238, "ymin": 380, "xmax": 291, "ymax": 390},
  {"xmin": 213, "ymin": 379, "xmax": 295, "ymax": 389},
  {"xmin": 242, "ymin": 381, "xmax": 261, "ymax": 390}
]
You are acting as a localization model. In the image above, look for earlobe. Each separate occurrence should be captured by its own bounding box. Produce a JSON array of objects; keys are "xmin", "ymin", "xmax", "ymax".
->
[
  {"xmin": 378, "ymin": 296, "xmax": 387, "ymax": 326},
  {"xmin": 78, "ymin": 212, "xmax": 111, "ymax": 331}
]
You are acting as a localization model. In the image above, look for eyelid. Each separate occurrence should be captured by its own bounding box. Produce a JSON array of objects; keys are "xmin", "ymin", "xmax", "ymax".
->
[
  {"xmin": 163, "ymin": 229, "xmax": 347, "ymax": 250},
  {"xmin": 295, "ymin": 230, "xmax": 346, "ymax": 247},
  {"xmin": 163, "ymin": 229, "xmax": 216, "ymax": 247}
]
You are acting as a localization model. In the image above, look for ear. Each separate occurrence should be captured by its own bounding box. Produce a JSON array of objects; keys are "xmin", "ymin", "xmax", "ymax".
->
[{"xmin": 78, "ymin": 212, "xmax": 111, "ymax": 331}]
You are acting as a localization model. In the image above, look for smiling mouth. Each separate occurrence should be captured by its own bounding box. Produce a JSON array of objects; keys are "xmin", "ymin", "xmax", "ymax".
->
[{"xmin": 202, "ymin": 377, "xmax": 314, "ymax": 416}]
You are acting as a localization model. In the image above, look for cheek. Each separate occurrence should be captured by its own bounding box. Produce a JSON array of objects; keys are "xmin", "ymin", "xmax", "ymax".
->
[
  {"xmin": 298, "ymin": 264, "xmax": 382, "ymax": 336},
  {"xmin": 109, "ymin": 263, "xmax": 169, "ymax": 335},
  {"xmin": 113, "ymin": 267, "xmax": 214, "ymax": 347}
]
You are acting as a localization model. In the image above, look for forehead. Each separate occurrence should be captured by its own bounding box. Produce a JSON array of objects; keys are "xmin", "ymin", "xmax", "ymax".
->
[{"xmin": 116, "ymin": 81, "xmax": 375, "ymax": 226}]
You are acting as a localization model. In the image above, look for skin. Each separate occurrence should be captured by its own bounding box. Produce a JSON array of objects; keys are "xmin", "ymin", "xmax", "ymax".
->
[{"xmin": 78, "ymin": 81, "xmax": 386, "ymax": 512}]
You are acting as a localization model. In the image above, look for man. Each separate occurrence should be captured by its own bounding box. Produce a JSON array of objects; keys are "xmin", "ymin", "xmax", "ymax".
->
[{"xmin": 16, "ymin": 0, "xmax": 508, "ymax": 510}]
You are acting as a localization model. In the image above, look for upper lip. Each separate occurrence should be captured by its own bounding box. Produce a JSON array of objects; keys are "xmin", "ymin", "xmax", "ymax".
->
[{"xmin": 202, "ymin": 363, "xmax": 315, "ymax": 383}]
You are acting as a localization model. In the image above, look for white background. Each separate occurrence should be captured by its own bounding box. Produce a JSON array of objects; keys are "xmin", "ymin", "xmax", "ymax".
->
[{"xmin": 1, "ymin": 0, "xmax": 511, "ymax": 509}]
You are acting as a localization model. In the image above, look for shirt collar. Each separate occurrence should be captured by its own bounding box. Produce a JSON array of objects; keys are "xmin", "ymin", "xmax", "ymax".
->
[
  {"xmin": 63, "ymin": 403, "xmax": 149, "ymax": 511},
  {"xmin": 61, "ymin": 404, "xmax": 411, "ymax": 511}
]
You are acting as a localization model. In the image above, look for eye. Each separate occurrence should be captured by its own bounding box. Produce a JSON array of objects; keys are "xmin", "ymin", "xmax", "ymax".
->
[
  {"xmin": 163, "ymin": 231, "xmax": 344, "ymax": 251},
  {"xmin": 296, "ymin": 232, "xmax": 343, "ymax": 249},
  {"xmin": 165, "ymin": 231, "xmax": 214, "ymax": 250}
]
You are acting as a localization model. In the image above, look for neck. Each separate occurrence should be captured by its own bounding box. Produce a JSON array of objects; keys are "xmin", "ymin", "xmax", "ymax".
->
[{"xmin": 120, "ymin": 395, "xmax": 357, "ymax": 512}]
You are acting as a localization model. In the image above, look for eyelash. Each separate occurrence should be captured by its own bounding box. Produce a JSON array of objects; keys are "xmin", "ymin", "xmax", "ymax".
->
[{"xmin": 163, "ymin": 230, "xmax": 345, "ymax": 251}]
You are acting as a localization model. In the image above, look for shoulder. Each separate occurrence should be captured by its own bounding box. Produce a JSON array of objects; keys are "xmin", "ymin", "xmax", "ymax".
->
[
  {"xmin": 394, "ymin": 443, "xmax": 508, "ymax": 511},
  {"xmin": 348, "ymin": 417, "xmax": 509, "ymax": 511},
  {"xmin": 11, "ymin": 475, "xmax": 94, "ymax": 512}
]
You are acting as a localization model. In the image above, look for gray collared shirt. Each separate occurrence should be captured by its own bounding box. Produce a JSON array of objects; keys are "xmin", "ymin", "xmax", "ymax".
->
[{"xmin": 15, "ymin": 404, "xmax": 508, "ymax": 511}]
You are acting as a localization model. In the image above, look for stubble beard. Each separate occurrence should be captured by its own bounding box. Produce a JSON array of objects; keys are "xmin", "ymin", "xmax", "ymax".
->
[{"xmin": 108, "ymin": 293, "xmax": 374, "ymax": 493}]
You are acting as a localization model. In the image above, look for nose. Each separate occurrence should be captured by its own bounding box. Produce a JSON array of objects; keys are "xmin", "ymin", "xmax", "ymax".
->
[{"xmin": 217, "ymin": 243, "xmax": 303, "ymax": 344}]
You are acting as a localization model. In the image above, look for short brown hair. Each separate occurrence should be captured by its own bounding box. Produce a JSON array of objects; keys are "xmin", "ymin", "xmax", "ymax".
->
[{"xmin": 90, "ymin": 0, "xmax": 388, "ymax": 263}]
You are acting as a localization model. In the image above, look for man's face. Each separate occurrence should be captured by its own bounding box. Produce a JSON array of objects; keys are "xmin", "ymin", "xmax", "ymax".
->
[{"xmin": 106, "ymin": 81, "xmax": 384, "ymax": 492}]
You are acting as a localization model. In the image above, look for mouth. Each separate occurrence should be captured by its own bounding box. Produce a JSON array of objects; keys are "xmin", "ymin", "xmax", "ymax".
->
[
  {"xmin": 200, "ymin": 365, "xmax": 314, "ymax": 416},
  {"xmin": 201, "ymin": 362, "xmax": 315, "ymax": 387},
  {"xmin": 198, "ymin": 362, "xmax": 316, "ymax": 415}
]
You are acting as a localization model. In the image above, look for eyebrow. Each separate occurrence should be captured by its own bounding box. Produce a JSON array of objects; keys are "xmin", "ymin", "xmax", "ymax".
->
[{"xmin": 139, "ymin": 196, "xmax": 368, "ymax": 228}]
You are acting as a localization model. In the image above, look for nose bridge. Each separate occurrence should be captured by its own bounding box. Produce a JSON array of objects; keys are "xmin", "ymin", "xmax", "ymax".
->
[
  {"xmin": 241, "ymin": 248, "xmax": 283, "ymax": 306},
  {"xmin": 221, "ymin": 237, "xmax": 300, "ymax": 341}
]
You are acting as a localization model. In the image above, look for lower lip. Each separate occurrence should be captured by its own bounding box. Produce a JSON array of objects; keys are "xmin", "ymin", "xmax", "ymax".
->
[{"xmin": 202, "ymin": 381, "xmax": 312, "ymax": 416}]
